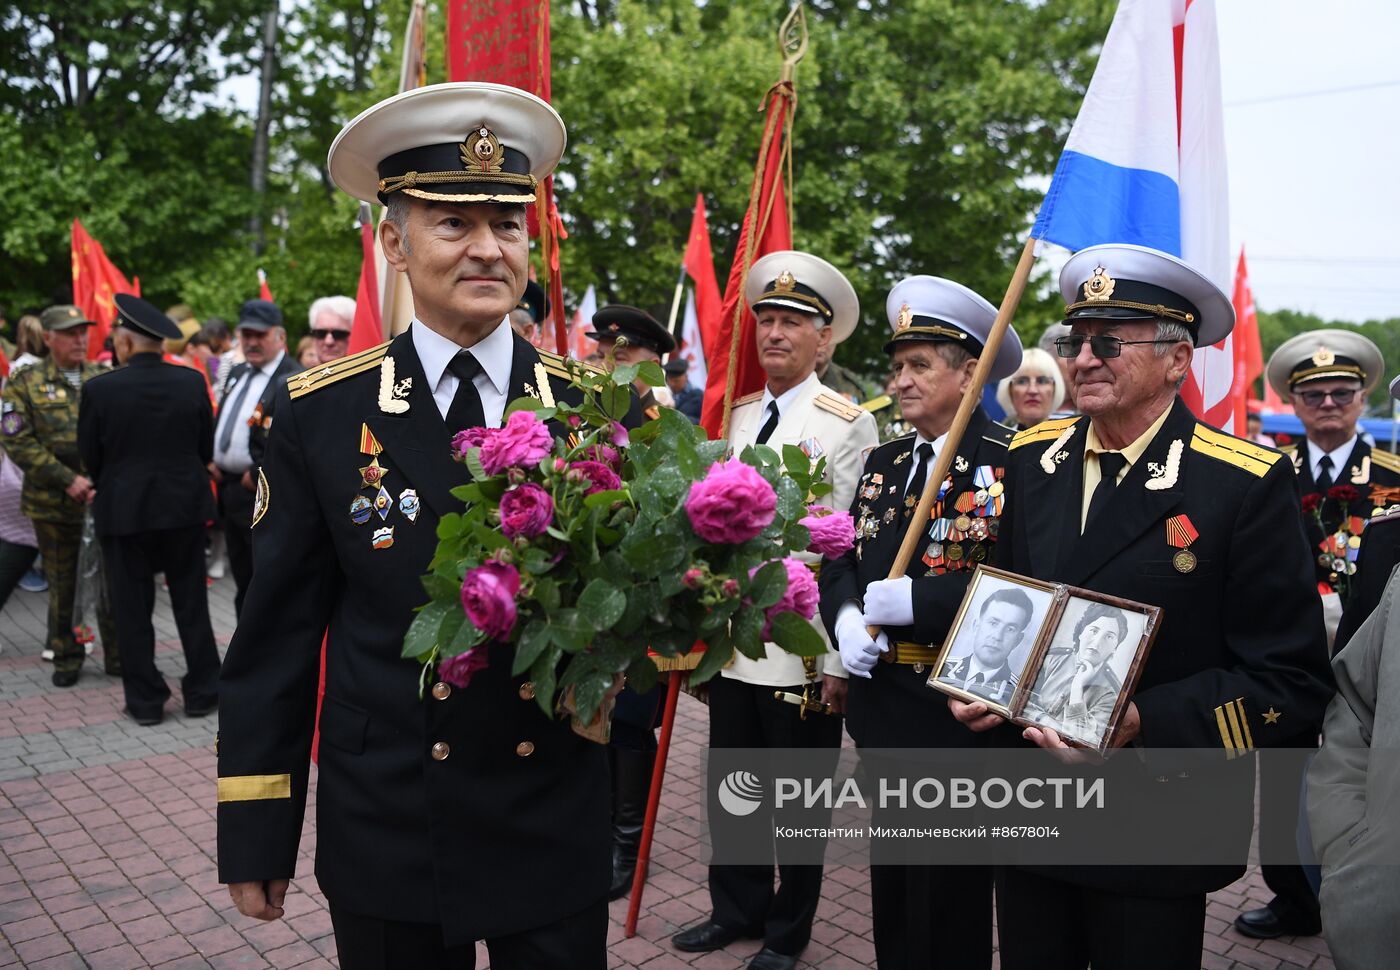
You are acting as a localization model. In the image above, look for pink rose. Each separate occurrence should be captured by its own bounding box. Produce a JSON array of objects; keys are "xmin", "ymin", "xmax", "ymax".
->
[
  {"xmin": 581, "ymin": 443, "xmax": 621, "ymax": 470},
  {"xmin": 479, "ymin": 410, "xmax": 553, "ymax": 476},
  {"xmin": 685, "ymin": 459, "xmax": 777, "ymax": 544},
  {"xmin": 438, "ymin": 647, "xmax": 490, "ymax": 688},
  {"xmin": 608, "ymin": 421, "xmax": 630, "ymax": 448},
  {"xmin": 452, "ymin": 426, "xmax": 493, "ymax": 460},
  {"xmin": 682, "ymin": 568, "xmax": 705, "ymax": 590},
  {"xmin": 755, "ymin": 558, "xmax": 819, "ymax": 637},
  {"xmin": 499, "ymin": 483, "xmax": 554, "ymax": 539},
  {"xmin": 460, "ymin": 561, "xmax": 521, "ymax": 640},
  {"xmin": 800, "ymin": 506, "xmax": 856, "ymax": 559},
  {"xmin": 569, "ymin": 459, "xmax": 621, "ymax": 495},
  {"xmin": 721, "ymin": 578, "xmax": 740, "ymax": 598}
]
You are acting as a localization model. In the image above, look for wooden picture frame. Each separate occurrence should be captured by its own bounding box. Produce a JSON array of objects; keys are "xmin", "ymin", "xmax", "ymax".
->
[{"xmin": 927, "ymin": 565, "xmax": 1162, "ymax": 753}]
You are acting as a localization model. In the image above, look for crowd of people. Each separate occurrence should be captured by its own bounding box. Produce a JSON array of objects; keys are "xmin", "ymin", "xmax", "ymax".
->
[{"xmin": 1, "ymin": 79, "xmax": 1395, "ymax": 970}]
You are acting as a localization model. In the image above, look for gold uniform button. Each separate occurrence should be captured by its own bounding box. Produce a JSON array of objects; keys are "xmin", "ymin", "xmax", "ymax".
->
[
  {"xmin": 431, "ymin": 682, "xmax": 452, "ymax": 701},
  {"xmin": 515, "ymin": 741, "xmax": 535, "ymax": 757},
  {"xmin": 431, "ymin": 742, "xmax": 450, "ymax": 761},
  {"xmin": 913, "ymin": 663, "xmax": 926, "ymax": 675},
  {"xmin": 518, "ymin": 682, "xmax": 536, "ymax": 701}
]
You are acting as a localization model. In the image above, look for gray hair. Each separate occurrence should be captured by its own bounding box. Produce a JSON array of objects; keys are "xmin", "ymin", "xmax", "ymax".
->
[
  {"xmin": 308, "ymin": 295, "xmax": 356, "ymax": 331},
  {"xmin": 1039, "ymin": 323, "xmax": 1069, "ymax": 355},
  {"xmin": 385, "ymin": 195, "xmax": 413, "ymax": 254},
  {"xmin": 934, "ymin": 341, "xmax": 974, "ymax": 370},
  {"xmin": 1155, "ymin": 320, "xmax": 1193, "ymax": 390}
]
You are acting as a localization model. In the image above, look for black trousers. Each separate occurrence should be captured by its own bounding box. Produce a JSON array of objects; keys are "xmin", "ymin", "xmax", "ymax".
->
[
  {"xmin": 1258, "ymin": 737, "xmax": 1321, "ymax": 922},
  {"xmin": 0, "ymin": 538, "xmax": 38, "ymax": 612},
  {"xmin": 328, "ymin": 897, "xmax": 606, "ymax": 970},
  {"xmin": 101, "ymin": 526, "xmax": 221, "ymax": 718},
  {"xmin": 706, "ymin": 675, "xmax": 843, "ymax": 956},
  {"xmin": 996, "ymin": 867, "xmax": 1206, "ymax": 970},
  {"xmin": 218, "ymin": 476, "xmax": 254, "ymax": 616}
]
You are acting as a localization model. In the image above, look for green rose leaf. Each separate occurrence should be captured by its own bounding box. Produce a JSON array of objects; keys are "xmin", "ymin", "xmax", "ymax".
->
[
  {"xmin": 513, "ymin": 618, "xmax": 551, "ymax": 675},
  {"xmin": 635, "ymin": 360, "xmax": 665, "ymax": 388},
  {"xmin": 534, "ymin": 577, "xmax": 561, "ymax": 612},
  {"xmin": 731, "ymin": 604, "xmax": 767, "ymax": 653},
  {"xmin": 577, "ymin": 579, "xmax": 627, "ymax": 631},
  {"xmin": 747, "ymin": 560, "xmax": 789, "ymax": 610},
  {"xmin": 464, "ymin": 449, "xmax": 489, "ymax": 482},
  {"xmin": 768, "ymin": 611, "xmax": 828, "ymax": 657},
  {"xmin": 774, "ymin": 476, "xmax": 806, "ymax": 520},
  {"xmin": 625, "ymin": 655, "xmax": 659, "ymax": 695},
  {"xmin": 403, "ymin": 600, "xmax": 453, "ymax": 661}
]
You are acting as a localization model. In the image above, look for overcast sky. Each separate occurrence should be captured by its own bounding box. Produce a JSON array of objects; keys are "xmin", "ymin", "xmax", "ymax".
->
[
  {"xmin": 1218, "ymin": 0, "xmax": 1400, "ymax": 323},
  {"xmin": 223, "ymin": 0, "xmax": 1398, "ymax": 323}
]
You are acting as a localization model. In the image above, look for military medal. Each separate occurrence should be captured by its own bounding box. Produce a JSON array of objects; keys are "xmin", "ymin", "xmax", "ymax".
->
[
  {"xmin": 953, "ymin": 514, "xmax": 973, "ymax": 533},
  {"xmin": 929, "ymin": 519, "xmax": 951, "ymax": 542},
  {"xmin": 945, "ymin": 542, "xmax": 964, "ymax": 562},
  {"xmin": 350, "ymin": 495, "xmax": 373, "ymax": 525},
  {"xmin": 968, "ymin": 544, "xmax": 987, "ymax": 563},
  {"xmin": 871, "ymin": 473, "xmax": 884, "ymax": 485},
  {"xmin": 360, "ymin": 457, "xmax": 388, "ymax": 488},
  {"xmin": 398, "ymin": 489, "xmax": 420, "ymax": 523},
  {"xmin": 1166, "ymin": 514, "xmax": 1199, "ymax": 573},
  {"xmin": 372, "ymin": 526, "xmax": 395, "ymax": 550},
  {"xmin": 988, "ymin": 480, "xmax": 1004, "ymax": 498},
  {"xmin": 969, "ymin": 518, "xmax": 989, "ymax": 541},
  {"xmin": 374, "ymin": 485, "xmax": 393, "ymax": 519},
  {"xmin": 861, "ymin": 483, "xmax": 880, "ymax": 500},
  {"xmin": 360, "ymin": 423, "xmax": 383, "ymax": 456},
  {"xmin": 883, "ymin": 508, "xmax": 896, "ymax": 524}
]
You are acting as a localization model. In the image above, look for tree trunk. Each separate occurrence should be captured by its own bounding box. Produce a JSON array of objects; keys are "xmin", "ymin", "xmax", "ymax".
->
[{"xmin": 249, "ymin": 2, "xmax": 279, "ymax": 256}]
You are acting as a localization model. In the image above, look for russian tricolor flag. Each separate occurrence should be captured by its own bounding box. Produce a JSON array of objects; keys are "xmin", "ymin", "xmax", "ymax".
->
[{"xmin": 1033, "ymin": 0, "xmax": 1235, "ymax": 430}]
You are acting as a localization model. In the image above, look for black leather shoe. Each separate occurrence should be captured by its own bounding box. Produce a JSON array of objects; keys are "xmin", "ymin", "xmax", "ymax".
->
[
  {"xmin": 123, "ymin": 708, "xmax": 163, "ymax": 727},
  {"xmin": 51, "ymin": 669, "xmax": 79, "ymax": 688},
  {"xmin": 672, "ymin": 920, "xmax": 747, "ymax": 953},
  {"xmin": 748, "ymin": 948, "xmax": 799, "ymax": 970},
  {"xmin": 184, "ymin": 700, "xmax": 217, "ymax": 718},
  {"xmin": 1234, "ymin": 906, "xmax": 1321, "ymax": 939}
]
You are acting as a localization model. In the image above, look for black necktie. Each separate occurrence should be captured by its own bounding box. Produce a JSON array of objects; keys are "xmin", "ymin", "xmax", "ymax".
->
[
  {"xmin": 755, "ymin": 401, "xmax": 780, "ymax": 445},
  {"xmin": 1316, "ymin": 454, "xmax": 1334, "ymax": 492},
  {"xmin": 904, "ymin": 443, "xmax": 934, "ymax": 516},
  {"xmin": 445, "ymin": 352, "xmax": 485, "ymax": 432},
  {"xmin": 217, "ymin": 368, "xmax": 255, "ymax": 455},
  {"xmin": 1086, "ymin": 451, "xmax": 1127, "ymax": 528}
]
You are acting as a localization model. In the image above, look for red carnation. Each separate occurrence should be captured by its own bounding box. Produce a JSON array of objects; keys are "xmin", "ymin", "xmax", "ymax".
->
[
  {"xmin": 1301, "ymin": 493, "xmax": 1322, "ymax": 514},
  {"xmin": 1328, "ymin": 485, "xmax": 1360, "ymax": 504}
]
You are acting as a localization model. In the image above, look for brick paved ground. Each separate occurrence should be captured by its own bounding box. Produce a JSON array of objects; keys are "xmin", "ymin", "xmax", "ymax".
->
[{"xmin": 0, "ymin": 577, "xmax": 1336, "ymax": 968}]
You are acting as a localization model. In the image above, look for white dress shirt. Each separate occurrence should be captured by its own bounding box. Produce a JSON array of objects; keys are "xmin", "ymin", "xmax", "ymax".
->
[
  {"xmin": 411, "ymin": 318, "xmax": 515, "ymax": 428},
  {"xmin": 757, "ymin": 380, "xmax": 810, "ymax": 432},
  {"xmin": 1309, "ymin": 435, "xmax": 1358, "ymax": 483},
  {"xmin": 214, "ymin": 351, "xmax": 285, "ymax": 473},
  {"xmin": 904, "ymin": 429, "xmax": 950, "ymax": 493}
]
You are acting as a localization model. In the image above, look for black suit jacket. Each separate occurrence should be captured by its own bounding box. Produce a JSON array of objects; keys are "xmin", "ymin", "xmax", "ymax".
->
[
  {"xmin": 221, "ymin": 352, "xmax": 300, "ymax": 471},
  {"xmin": 1337, "ymin": 511, "xmax": 1400, "ymax": 648},
  {"xmin": 995, "ymin": 398, "xmax": 1334, "ymax": 894},
  {"xmin": 217, "ymin": 329, "xmax": 640, "ymax": 942},
  {"xmin": 77, "ymin": 353, "xmax": 215, "ymax": 536},
  {"xmin": 1283, "ymin": 437, "xmax": 1400, "ymax": 596},
  {"xmin": 818, "ymin": 407, "xmax": 1014, "ymax": 748}
]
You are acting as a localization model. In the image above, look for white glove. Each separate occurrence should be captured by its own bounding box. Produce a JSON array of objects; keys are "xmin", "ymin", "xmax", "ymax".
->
[
  {"xmin": 836, "ymin": 603, "xmax": 887, "ymax": 678},
  {"xmin": 862, "ymin": 576, "xmax": 915, "ymax": 627}
]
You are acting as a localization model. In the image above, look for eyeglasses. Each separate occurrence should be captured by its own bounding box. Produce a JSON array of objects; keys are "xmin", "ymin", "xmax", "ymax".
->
[
  {"xmin": 1295, "ymin": 388, "xmax": 1359, "ymax": 407},
  {"xmin": 1010, "ymin": 375, "xmax": 1055, "ymax": 388},
  {"xmin": 310, "ymin": 328, "xmax": 350, "ymax": 342},
  {"xmin": 1054, "ymin": 334, "xmax": 1178, "ymax": 359}
]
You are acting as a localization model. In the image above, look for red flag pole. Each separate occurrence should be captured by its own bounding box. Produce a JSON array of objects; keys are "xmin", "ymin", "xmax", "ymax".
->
[{"xmin": 625, "ymin": 670, "xmax": 682, "ymax": 937}]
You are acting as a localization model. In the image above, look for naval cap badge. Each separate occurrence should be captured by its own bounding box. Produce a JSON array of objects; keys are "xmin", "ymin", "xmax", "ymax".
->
[{"xmin": 1084, "ymin": 265, "xmax": 1116, "ymax": 302}]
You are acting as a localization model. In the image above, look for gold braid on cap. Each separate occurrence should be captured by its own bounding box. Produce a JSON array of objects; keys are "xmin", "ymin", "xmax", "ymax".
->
[
  {"xmin": 1062, "ymin": 299, "xmax": 1195, "ymax": 325},
  {"xmin": 378, "ymin": 169, "xmax": 538, "ymax": 195}
]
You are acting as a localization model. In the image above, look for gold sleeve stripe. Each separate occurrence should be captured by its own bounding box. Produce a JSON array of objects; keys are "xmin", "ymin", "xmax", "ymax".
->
[
  {"xmin": 218, "ymin": 774, "xmax": 292, "ymax": 803},
  {"xmin": 1190, "ymin": 424, "xmax": 1283, "ymax": 478},
  {"xmin": 1371, "ymin": 448, "xmax": 1400, "ymax": 473},
  {"xmin": 1233, "ymin": 697, "xmax": 1255, "ymax": 751},
  {"xmin": 288, "ymin": 342, "xmax": 390, "ymax": 399},
  {"xmin": 814, "ymin": 394, "xmax": 862, "ymax": 422},
  {"xmin": 1214, "ymin": 705, "xmax": 1237, "ymax": 754}
]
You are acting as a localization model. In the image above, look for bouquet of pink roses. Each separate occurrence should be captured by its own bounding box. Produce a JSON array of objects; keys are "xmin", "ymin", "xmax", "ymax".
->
[{"xmin": 403, "ymin": 359, "xmax": 855, "ymax": 724}]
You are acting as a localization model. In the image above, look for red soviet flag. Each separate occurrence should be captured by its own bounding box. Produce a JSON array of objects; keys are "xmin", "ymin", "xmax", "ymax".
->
[
  {"xmin": 71, "ymin": 219, "xmax": 140, "ymax": 360},
  {"xmin": 1229, "ymin": 247, "xmax": 1263, "ymax": 436},
  {"xmin": 349, "ymin": 204, "xmax": 384, "ymax": 355},
  {"xmin": 683, "ymin": 193, "xmax": 723, "ymax": 363},
  {"xmin": 700, "ymin": 83, "xmax": 795, "ymax": 438}
]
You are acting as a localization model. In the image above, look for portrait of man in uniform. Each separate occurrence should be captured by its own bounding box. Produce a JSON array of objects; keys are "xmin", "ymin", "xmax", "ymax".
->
[{"xmin": 936, "ymin": 580, "xmax": 1046, "ymax": 707}]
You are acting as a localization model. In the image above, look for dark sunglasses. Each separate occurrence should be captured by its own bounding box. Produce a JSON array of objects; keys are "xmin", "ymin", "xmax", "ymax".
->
[
  {"xmin": 310, "ymin": 328, "xmax": 350, "ymax": 342},
  {"xmin": 1054, "ymin": 334, "xmax": 1177, "ymax": 359},
  {"xmin": 1295, "ymin": 388, "xmax": 1359, "ymax": 407}
]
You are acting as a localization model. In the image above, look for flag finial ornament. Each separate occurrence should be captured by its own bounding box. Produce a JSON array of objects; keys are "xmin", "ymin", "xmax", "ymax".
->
[
  {"xmin": 1312, "ymin": 345, "xmax": 1335, "ymax": 368},
  {"xmin": 896, "ymin": 303, "xmax": 913, "ymax": 331},
  {"xmin": 1084, "ymin": 265, "xmax": 1116, "ymax": 302}
]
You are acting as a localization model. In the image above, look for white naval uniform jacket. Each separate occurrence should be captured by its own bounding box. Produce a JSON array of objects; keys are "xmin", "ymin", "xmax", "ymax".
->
[{"xmin": 722, "ymin": 371, "xmax": 880, "ymax": 685}]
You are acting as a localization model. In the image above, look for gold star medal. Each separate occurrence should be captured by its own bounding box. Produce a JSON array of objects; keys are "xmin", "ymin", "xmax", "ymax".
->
[{"xmin": 360, "ymin": 457, "xmax": 387, "ymax": 488}]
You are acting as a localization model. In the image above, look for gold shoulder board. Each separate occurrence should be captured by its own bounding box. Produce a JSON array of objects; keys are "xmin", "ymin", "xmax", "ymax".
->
[
  {"xmin": 732, "ymin": 391, "xmax": 764, "ymax": 407},
  {"xmin": 814, "ymin": 393, "xmax": 862, "ymax": 422},
  {"xmin": 1008, "ymin": 416, "xmax": 1079, "ymax": 451},
  {"xmin": 1279, "ymin": 442, "xmax": 1297, "ymax": 455},
  {"xmin": 288, "ymin": 342, "xmax": 389, "ymax": 399},
  {"xmin": 1370, "ymin": 448, "xmax": 1400, "ymax": 474},
  {"xmin": 861, "ymin": 393, "xmax": 893, "ymax": 413},
  {"xmin": 1189, "ymin": 423, "xmax": 1283, "ymax": 478},
  {"xmin": 535, "ymin": 348, "xmax": 605, "ymax": 382}
]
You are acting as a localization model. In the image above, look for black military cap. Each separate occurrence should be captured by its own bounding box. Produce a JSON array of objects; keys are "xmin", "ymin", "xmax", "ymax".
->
[
  {"xmin": 663, "ymin": 357, "xmax": 689, "ymax": 377},
  {"xmin": 238, "ymin": 299, "xmax": 283, "ymax": 332},
  {"xmin": 586, "ymin": 305, "xmax": 676, "ymax": 356},
  {"xmin": 517, "ymin": 280, "xmax": 548, "ymax": 324},
  {"xmin": 114, "ymin": 294, "xmax": 182, "ymax": 341}
]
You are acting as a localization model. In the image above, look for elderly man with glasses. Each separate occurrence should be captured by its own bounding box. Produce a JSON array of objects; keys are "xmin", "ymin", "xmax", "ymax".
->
[{"xmin": 950, "ymin": 243, "xmax": 1333, "ymax": 970}]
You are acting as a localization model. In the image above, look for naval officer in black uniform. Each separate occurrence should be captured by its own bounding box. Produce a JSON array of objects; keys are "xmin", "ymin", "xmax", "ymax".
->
[
  {"xmin": 216, "ymin": 82, "xmax": 640, "ymax": 969},
  {"xmin": 950, "ymin": 244, "xmax": 1334, "ymax": 970},
  {"xmin": 817, "ymin": 275, "xmax": 1022, "ymax": 970},
  {"xmin": 77, "ymin": 294, "xmax": 220, "ymax": 725}
]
